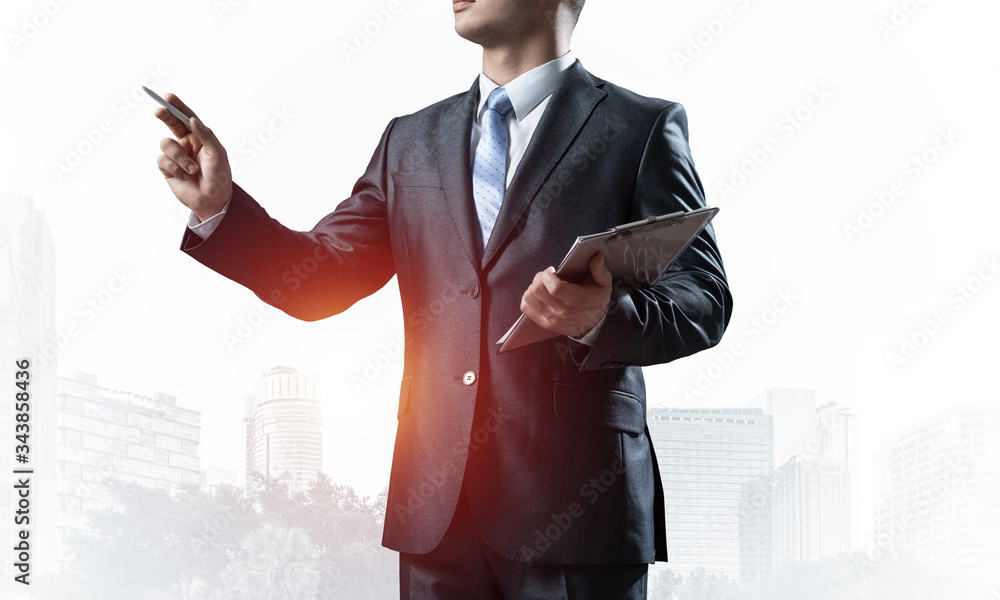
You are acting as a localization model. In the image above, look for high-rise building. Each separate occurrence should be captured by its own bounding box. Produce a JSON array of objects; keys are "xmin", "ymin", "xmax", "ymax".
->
[
  {"xmin": 244, "ymin": 366, "xmax": 322, "ymax": 491},
  {"xmin": 0, "ymin": 193, "xmax": 58, "ymax": 590},
  {"xmin": 816, "ymin": 402, "xmax": 860, "ymax": 551},
  {"xmin": 241, "ymin": 393, "xmax": 253, "ymax": 488},
  {"xmin": 55, "ymin": 372, "xmax": 201, "ymax": 571},
  {"xmin": 769, "ymin": 401, "xmax": 858, "ymax": 570},
  {"xmin": 737, "ymin": 393, "xmax": 859, "ymax": 578},
  {"xmin": 873, "ymin": 402, "xmax": 1000, "ymax": 588},
  {"xmin": 816, "ymin": 402, "xmax": 859, "ymax": 464},
  {"xmin": 738, "ymin": 475, "xmax": 772, "ymax": 583},
  {"xmin": 745, "ymin": 388, "xmax": 817, "ymax": 470},
  {"xmin": 647, "ymin": 407, "xmax": 773, "ymax": 582},
  {"xmin": 770, "ymin": 457, "xmax": 853, "ymax": 569}
]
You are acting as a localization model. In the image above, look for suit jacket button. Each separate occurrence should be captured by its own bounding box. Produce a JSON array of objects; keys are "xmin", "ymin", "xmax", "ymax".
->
[
  {"xmin": 469, "ymin": 284, "xmax": 480, "ymax": 299},
  {"xmin": 462, "ymin": 371, "xmax": 476, "ymax": 385}
]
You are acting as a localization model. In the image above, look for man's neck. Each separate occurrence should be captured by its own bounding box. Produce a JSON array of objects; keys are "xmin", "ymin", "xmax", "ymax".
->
[{"xmin": 481, "ymin": 35, "xmax": 570, "ymax": 86}]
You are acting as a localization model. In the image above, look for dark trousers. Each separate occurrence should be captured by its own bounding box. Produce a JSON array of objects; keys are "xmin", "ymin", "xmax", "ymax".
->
[{"xmin": 399, "ymin": 487, "xmax": 648, "ymax": 600}]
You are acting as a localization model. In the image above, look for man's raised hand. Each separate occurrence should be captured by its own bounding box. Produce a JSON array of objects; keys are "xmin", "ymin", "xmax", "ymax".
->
[{"xmin": 154, "ymin": 93, "xmax": 233, "ymax": 223}]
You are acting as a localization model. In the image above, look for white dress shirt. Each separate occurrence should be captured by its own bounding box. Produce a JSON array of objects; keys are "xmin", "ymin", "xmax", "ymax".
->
[
  {"xmin": 187, "ymin": 50, "xmax": 606, "ymax": 345},
  {"xmin": 470, "ymin": 51, "xmax": 575, "ymax": 188}
]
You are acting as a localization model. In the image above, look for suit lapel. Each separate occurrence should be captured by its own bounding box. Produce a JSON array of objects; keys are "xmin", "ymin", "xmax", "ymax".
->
[
  {"xmin": 480, "ymin": 61, "xmax": 607, "ymax": 271},
  {"xmin": 436, "ymin": 76, "xmax": 482, "ymax": 272}
]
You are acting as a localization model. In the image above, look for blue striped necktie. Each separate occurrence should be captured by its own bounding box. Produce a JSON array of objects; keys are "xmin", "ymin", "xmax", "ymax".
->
[{"xmin": 472, "ymin": 86, "xmax": 513, "ymax": 252}]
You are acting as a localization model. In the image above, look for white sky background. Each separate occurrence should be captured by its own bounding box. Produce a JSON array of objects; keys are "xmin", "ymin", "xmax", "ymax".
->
[{"xmin": 2, "ymin": 0, "xmax": 998, "ymax": 553}]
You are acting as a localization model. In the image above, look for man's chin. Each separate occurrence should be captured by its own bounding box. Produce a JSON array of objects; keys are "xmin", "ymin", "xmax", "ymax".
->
[{"xmin": 454, "ymin": 21, "xmax": 486, "ymax": 45}]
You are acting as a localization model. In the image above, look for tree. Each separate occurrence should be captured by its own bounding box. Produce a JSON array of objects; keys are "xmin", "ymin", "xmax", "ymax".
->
[
  {"xmin": 61, "ymin": 472, "xmax": 396, "ymax": 599},
  {"xmin": 648, "ymin": 568, "xmax": 683, "ymax": 599},
  {"xmin": 677, "ymin": 567, "xmax": 742, "ymax": 600},
  {"xmin": 143, "ymin": 576, "xmax": 215, "ymax": 600},
  {"xmin": 62, "ymin": 478, "xmax": 250, "ymax": 599},
  {"xmin": 217, "ymin": 523, "xmax": 322, "ymax": 600}
]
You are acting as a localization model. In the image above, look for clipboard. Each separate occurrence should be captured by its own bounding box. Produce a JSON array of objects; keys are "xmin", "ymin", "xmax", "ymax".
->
[{"xmin": 496, "ymin": 206, "xmax": 720, "ymax": 353}]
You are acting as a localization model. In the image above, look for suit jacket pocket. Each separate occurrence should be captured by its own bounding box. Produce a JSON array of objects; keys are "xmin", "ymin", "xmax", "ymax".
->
[
  {"xmin": 397, "ymin": 376, "xmax": 412, "ymax": 419},
  {"xmin": 391, "ymin": 171, "xmax": 442, "ymax": 188},
  {"xmin": 553, "ymin": 382, "xmax": 644, "ymax": 435}
]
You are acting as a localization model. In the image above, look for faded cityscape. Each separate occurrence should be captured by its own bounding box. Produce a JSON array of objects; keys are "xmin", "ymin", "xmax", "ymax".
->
[{"xmin": 2, "ymin": 193, "xmax": 997, "ymax": 599}]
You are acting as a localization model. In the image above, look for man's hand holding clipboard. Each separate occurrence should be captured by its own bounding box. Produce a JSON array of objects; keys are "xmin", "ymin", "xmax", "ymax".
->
[{"xmin": 498, "ymin": 206, "xmax": 721, "ymax": 353}]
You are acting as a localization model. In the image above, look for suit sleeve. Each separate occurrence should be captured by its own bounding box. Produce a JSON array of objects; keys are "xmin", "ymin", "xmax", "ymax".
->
[
  {"xmin": 179, "ymin": 118, "xmax": 398, "ymax": 322},
  {"xmin": 570, "ymin": 103, "xmax": 733, "ymax": 371}
]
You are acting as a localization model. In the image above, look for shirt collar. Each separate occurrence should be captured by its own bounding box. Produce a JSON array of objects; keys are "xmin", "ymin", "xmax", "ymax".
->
[{"xmin": 476, "ymin": 51, "xmax": 577, "ymax": 123}]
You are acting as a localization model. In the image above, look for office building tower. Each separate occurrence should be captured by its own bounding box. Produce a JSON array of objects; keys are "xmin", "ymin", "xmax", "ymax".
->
[
  {"xmin": 770, "ymin": 456, "xmax": 853, "ymax": 569},
  {"xmin": 647, "ymin": 407, "xmax": 773, "ymax": 582},
  {"xmin": 745, "ymin": 388, "xmax": 817, "ymax": 470},
  {"xmin": 56, "ymin": 373, "xmax": 201, "ymax": 571},
  {"xmin": 244, "ymin": 366, "xmax": 322, "ymax": 491},
  {"xmin": 739, "ymin": 475, "xmax": 773, "ymax": 583},
  {"xmin": 738, "ymin": 391, "xmax": 859, "ymax": 579},
  {"xmin": 873, "ymin": 402, "xmax": 1000, "ymax": 588},
  {"xmin": 0, "ymin": 193, "xmax": 58, "ymax": 588}
]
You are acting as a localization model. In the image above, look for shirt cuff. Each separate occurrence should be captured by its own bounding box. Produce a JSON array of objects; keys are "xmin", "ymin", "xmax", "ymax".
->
[
  {"xmin": 567, "ymin": 311, "xmax": 607, "ymax": 347},
  {"xmin": 186, "ymin": 202, "xmax": 230, "ymax": 240}
]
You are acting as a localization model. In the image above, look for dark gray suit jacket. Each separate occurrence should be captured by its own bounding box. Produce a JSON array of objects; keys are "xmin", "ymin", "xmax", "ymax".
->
[{"xmin": 181, "ymin": 60, "xmax": 732, "ymax": 565}]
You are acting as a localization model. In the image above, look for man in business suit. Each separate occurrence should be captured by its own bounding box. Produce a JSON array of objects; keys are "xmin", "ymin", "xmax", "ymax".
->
[{"xmin": 154, "ymin": 0, "xmax": 732, "ymax": 598}]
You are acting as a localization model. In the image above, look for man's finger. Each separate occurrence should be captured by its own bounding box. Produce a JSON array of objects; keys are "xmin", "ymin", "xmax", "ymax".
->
[
  {"xmin": 154, "ymin": 107, "xmax": 192, "ymax": 140},
  {"xmin": 540, "ymin": 268, "xmax": 576, "ymax": 301},
  {"xmin": 526, "ymin": 278, "xmax": 565, "ymax": 313},
  {"xmin": 157, "ymin": 153, "xmax": 189, "ymax": 181},
  {"xmin": 190, "ymin": 117, "xmax": 224, "ymax": 155},
  {"xmin": 163, "ymin": 93, "xmax": 198, "ymax": 121},
  {"xmin": 590, "ymin": 253, "xmax": 613, "ymax": 287},
  {"xmin": 520, "ymin": 300, "xmax": 553, "ymax": 330},
  {"xmin": 520, "ymin": 291, "xmax": 546, "ymax": 316},
  {"xmin": 156, "ymin": 94, "xmax": 199, "ymax": 138},
  {"xmin": 160, "ymin": 138, "xmax": 199, "ymax": 175}
]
